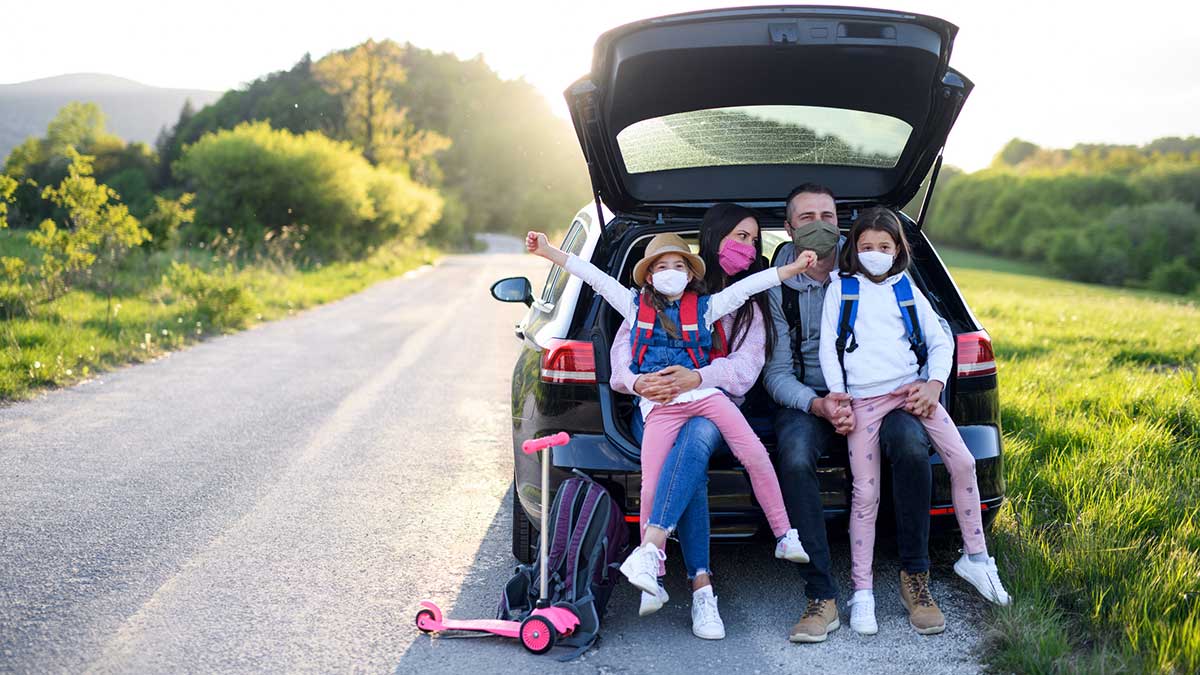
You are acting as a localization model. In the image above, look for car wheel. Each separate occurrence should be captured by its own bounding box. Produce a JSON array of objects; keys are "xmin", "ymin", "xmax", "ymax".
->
[{"xmin": 512, "ymin": 480, "xmax": 536, "ymax": 564}]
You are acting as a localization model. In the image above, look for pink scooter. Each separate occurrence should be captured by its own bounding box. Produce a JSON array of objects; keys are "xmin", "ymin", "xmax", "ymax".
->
[{"xmin": 415, "ymin": 432, "xmax": 580, "ymax": 654}]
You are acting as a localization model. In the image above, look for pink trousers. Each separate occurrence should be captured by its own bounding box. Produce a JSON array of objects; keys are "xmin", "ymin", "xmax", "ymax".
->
[
  {"xmin": 847, "ymin": 390, "xmax": 987, "ymax": 590},
  {"xmin": 641, "ymin": 394, "xmax": 791, "ymax": 540}
]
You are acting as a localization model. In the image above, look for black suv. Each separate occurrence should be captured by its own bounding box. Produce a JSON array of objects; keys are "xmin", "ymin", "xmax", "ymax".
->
[{"xmin": 492, "ymin": 6, "xmax": 1003, "ymax": 563}]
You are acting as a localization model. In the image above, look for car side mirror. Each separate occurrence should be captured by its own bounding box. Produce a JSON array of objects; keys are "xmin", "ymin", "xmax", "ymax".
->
[{"xmin": 491, "ymin": 277, "xmax": 533, "ymax": 306}]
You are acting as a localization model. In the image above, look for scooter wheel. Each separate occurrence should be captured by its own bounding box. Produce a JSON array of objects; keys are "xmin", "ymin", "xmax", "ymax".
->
[
  {"xmin": 415, "ymin": 609, "xmax": 437, "ymax": 633},
  {"xmin": 519, "ymin": 615, "xmax": 556, "ymax": 654}
]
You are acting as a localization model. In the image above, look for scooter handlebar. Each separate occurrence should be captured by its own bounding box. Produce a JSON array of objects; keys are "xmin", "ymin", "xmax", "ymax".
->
[{"xmin": 521, "ymin": 432, "xmax": 570, "ymax": 455}]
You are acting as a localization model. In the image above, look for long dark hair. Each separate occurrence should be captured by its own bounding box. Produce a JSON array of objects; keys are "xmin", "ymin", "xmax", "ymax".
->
[
  {"xmin": 639, "ymin": 258, "xmax": 706, "ymax": 339},
  {"xmin": 839, "ymin": 206, "xmax": 912, "ymax": 281},
  {"xmin": 697, "ymin": 202, "xmax": 776, "ymax": 357}
]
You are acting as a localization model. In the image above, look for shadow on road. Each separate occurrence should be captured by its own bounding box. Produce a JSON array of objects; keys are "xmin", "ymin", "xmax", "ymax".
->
[{"xmin": 394, "ymin": 482, "xmax": 987, "ymax": 674}]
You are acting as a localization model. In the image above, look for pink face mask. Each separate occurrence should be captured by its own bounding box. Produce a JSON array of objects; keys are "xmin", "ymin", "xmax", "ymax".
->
[{"xmin": 718, "ymin": 239, "xmax": 757, "ymax": 275}]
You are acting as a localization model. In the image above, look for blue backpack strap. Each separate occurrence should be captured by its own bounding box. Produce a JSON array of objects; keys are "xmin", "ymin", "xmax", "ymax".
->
[
  {"xmin": 678, "ymin": 292, "xmax": 703, "ymax": 368},
  {"xmin": 891, "ymin": 276, "xmax": 928, "ymax": 368},
  {"xmin": 630, "ymin": 294, "xmax": 657, "ymax": 367},
  {"xmin": 834, "ymin": 276, "xmax": 860, "ymax": 388}
]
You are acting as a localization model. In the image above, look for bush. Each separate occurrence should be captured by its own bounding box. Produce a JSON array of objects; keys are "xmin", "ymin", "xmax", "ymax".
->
[
  {"xmin": 104, "ymin": 167, "xmax": 155, "ymax": 217},
  {"xmin": 1147, "ymin": 257, "xmax": 1200, "ymax": 295},
  {"xmin": 1132, "ymin": 163, "xmax": 1200, "ymax": 210},
  {"xmin": 174, "ymin": 121, "xmax": 442, "ymax": 261},
  {"xmin": 1102, "ymin": 201, "xmax": 1200, "ymax": 283},
  {"xmin": 163, "ymin": 261, "xmax": 260, "ymax": 331},
  {"xmin": 927, "ymin": 163, "xmax": 1200, "ymax": 294},
  {"xmin": 141, "ymin": 193, "xmax": 196, "ymax": 252}
]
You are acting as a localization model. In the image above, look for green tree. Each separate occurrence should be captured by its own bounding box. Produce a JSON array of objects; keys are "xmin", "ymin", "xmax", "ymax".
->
[
  {"xmin": 1147, "ymin": 257, "xmax": 1200, "ymax": 295},
  {"xmin": 0, "ymin": 174, "xmax": 16, "ymax": 229},
  {"xmin": 314, "ymin": 39, "xmax": 450, "ymax": 172},
  {"xmin": 3, "ymin": 103, "xmax": 156, "ymax": 227},
  {"xmin": 158, "ymin": 56, "xmax": 346, "ymax": 185},
  {"xmin": 993, "ymin": 138, "xmax": 1040, "ymax": 167},
  {"xmin": 394, "ymin": 45, "xmax": 589, "ymax": 242},
  {"xmin": 31, "ymin": 149, "xmax": 149, "ymax": 322},
  {"xmin": 174, "ymin": 121, "xmax": 441, "ymax": 260},
  {"xmin": 141, "ymin": 193, "xmax": 195, "ymax": 251}
]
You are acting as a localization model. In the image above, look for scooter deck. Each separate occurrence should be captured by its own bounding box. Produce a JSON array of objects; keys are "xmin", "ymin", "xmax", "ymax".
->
[{"xmin": 427, "ymin": 617, "xmax": 521, "ymax": 638}]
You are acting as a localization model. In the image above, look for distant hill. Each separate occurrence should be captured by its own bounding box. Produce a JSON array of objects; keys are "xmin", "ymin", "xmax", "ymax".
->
[{"xmin": 0, "ymin": 73, "xmax": 221, "ymax": 161}]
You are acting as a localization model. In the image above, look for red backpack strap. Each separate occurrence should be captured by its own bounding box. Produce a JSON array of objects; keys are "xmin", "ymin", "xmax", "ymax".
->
[
  {"xmin": 631, "ymin": 294, "xmax": 658, "ymax": 367},
  {"xmin": 710, "ymin": 318, "xmax": 729, "ymax": 360},
  {"xmin": 679, "ymin": 292, "xmax": 703, "ymax": 368}
]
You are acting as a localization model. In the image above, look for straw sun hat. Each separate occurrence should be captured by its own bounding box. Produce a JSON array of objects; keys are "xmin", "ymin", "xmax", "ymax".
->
[{"xmin": 631, "ymin": 233, "xmax": 707, "ymax": 286}]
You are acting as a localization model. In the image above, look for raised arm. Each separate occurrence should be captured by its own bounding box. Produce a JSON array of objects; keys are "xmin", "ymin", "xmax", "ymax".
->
[
  {"xmin": 705, "ymin": 249, "xmax": 818, "ymax": 325},
  {"xmin": 527, "ymin": 230, "xmax": 638, "ymax": 322}
]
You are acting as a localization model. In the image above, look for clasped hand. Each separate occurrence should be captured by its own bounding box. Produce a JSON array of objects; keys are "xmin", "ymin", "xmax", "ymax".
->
[{"xmin": 633, "ymin": 365, "xmax": 702, "ymax": 404}]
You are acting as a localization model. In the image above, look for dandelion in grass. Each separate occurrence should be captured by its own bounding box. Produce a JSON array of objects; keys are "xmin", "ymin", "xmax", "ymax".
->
[
  {"xmin": 65, "ymin": 369, "xmax": 72, "ymax": 376},
  {"xmin": 33, "ymin": 361, "xmax": 41, "ymax": 369},
  {"xmin": 161, "ymin": 329, "xmax": 169, "ymax": 336}
]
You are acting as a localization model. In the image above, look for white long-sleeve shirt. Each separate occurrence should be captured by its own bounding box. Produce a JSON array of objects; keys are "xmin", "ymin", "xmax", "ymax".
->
[
  {"xmin": 564, "ymin": 253, "xmax": 780, "ymax": 417},
  {"xmin": 818, "ymin": 272, "xmax": 953, "ymax": 398}
]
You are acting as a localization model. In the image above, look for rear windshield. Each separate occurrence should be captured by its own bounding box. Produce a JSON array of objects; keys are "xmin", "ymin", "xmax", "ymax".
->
[{"xmin": 616, "ymin": 105, "xmax": 912, "ymax": 174}]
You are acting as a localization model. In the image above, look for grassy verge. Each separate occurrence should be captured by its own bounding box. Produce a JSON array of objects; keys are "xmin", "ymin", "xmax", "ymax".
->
[
  {"xmin": 946, "ymin": 251, "xmax": 1200, "ymax": 673},
  {"xmin": 937, "ymin": 245, "xmax": 1052, "ymax": 278},
  {"xmin": 0, "ymin": 229, "xmax": 438, "ymax": 402}
]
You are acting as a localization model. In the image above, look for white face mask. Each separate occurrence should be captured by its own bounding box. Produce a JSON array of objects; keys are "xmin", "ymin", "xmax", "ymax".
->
[
  {"xmin": 650, "ymin": 269, "xmax": 689, "ymax": 296},
  {"xmin": 859, "ymin": 250, "xmax": 895, "ymax": 277}
]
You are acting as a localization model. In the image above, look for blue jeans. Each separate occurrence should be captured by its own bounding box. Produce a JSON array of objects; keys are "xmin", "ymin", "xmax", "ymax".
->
[{"xmin": 631, "ymin": 409, "xmax": 724, "ymax": 579}]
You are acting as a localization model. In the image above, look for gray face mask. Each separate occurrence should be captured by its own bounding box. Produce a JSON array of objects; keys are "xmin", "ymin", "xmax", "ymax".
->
[{"xmin": 791, "ymin": 220, "xmax": 840, "ymax": 259}]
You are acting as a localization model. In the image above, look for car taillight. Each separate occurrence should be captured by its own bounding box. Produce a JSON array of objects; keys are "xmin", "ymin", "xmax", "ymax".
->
[
  {"xmin": 956, "ymin": 330, "xmax": 997, "ymax": 378},
  {"xmin": 540, "ymin": 339, "xmax": 596, "ymax": 384}
]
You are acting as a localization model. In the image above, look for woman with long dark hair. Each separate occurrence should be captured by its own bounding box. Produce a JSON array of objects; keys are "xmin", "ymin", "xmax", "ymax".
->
[{"xmin": 608, "ymin": 202, "xmax": 779, "ymax": 640}]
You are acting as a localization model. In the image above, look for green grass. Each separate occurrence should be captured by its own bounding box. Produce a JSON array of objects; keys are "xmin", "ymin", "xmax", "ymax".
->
[
  {"xmin": 946, "ymin": 251, "xmax": 1200, "ymax": 674},
  {"xmin": 938, "ymin": 245, "xmax": 1051, "ymax": 278},
  {"xmin": 1, "ymin": 230, "xmax": 438, "ymax": 402}
]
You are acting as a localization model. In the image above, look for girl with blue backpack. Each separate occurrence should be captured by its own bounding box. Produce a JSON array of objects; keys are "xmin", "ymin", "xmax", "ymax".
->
[
  {"xmin": 817, "ymin": 206, "xmax": 1012, "ymax": 636},
  {"xmin": 525, "ymin": 227, "xmax": 815, "ymax": 599}
]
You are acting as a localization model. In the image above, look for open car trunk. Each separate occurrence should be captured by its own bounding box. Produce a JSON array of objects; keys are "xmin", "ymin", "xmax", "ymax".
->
[{"xmin": 565, "ymin": 6, "xmax": 973, "ymax": 217}]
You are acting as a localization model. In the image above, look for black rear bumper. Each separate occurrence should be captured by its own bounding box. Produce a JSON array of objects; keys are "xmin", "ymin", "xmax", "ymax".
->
[{"xmin": 515, "ymin": 424, "xmax": 1004, "ymax": 539}]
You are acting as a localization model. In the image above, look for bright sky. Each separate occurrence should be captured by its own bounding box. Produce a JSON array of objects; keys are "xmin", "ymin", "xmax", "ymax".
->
[{"xmin": 3, "ymin": 0, "xmax": 1198, "ymax": 171}]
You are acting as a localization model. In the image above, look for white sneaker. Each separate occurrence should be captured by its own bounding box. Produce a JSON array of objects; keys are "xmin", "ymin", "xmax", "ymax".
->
[
  {"xmin": 639, "ymin": 584, "xmax": 669, "ymax": 617},
  {"xmin": 619, "ymin": 542, "xmax": 666, "ymax": 595},
  {"xmin": 691, "ymin": 587, "xmax": 726, "ymax": 640},
  {"xmin": 848, "ymin": 590, "xmax": 878, "ymax": 635},
  {"xmin": 849, "ymin": 588, "xmax": 878, "ymax": 629},
  {"xmin": 774, "ymin": 528, "xmax": 810, "ymax": 563},
  {"xmin": 954, "ymin": 553, "xmax": 1012, "ymax": 606}
]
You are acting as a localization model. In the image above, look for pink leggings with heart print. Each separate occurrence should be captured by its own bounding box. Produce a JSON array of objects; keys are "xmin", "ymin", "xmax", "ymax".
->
[{"xmin": 847, "ymin": 389, "xmax": 987, "ymax": 590}]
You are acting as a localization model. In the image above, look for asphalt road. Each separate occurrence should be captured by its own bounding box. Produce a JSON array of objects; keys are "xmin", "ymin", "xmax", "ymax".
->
[{"xmin": 0, "ymin": 237, "xmax": 987, "ymax": 673}]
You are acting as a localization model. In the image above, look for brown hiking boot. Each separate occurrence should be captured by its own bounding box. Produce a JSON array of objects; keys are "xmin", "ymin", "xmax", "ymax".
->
[
  {"xmin": 899, "ymin": 570, "xmax": 946, "ymax": 635},
  {"xmin": 788, "ymin": 598, "xmax": 840, "ymax": 643}
]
